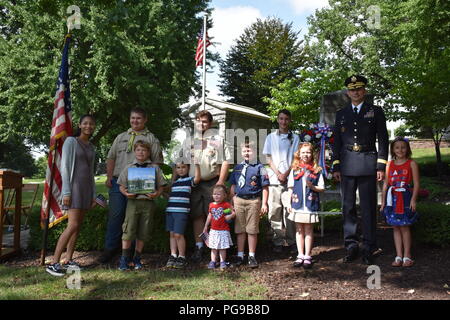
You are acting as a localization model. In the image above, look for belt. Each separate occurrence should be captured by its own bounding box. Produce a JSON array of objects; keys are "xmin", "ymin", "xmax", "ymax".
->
[
  {"xmin": 237, "ymin": 193, "xmax": 261, "ymax": 200},
  {"xmin": 345, "ymin": 144, "xmax": 375, "ymax": 152}
]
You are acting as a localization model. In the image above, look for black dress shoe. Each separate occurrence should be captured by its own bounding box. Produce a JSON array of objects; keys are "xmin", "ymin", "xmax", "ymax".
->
[{"xmin": 343, "ymin": 249, "xmax": 359, "ymax": 263}]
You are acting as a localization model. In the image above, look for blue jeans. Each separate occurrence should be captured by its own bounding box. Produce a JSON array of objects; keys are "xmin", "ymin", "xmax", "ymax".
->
[{"xmin": 104, "ymin": 177, "xmax": 128, "ymax": 251}]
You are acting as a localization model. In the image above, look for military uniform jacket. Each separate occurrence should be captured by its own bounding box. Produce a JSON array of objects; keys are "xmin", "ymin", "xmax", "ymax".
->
[{"xmin": 331, "ymin": 103, "xmax": 389, "ymax": 176}]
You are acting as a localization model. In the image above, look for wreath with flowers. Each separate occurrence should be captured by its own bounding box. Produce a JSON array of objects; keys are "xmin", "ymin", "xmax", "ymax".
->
[{"xmin": 299, "ymin": 123, "xmax": 334, "ymax": 179}]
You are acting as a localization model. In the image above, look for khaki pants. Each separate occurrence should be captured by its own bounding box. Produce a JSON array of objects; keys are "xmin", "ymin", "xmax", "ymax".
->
[
  {"xmin": 268, "ymin": 185, "xmax": 296, "ymax": 246},
  {"xmin": 234, "ymin": 197, "xmax": 261, "ymax": 234}
]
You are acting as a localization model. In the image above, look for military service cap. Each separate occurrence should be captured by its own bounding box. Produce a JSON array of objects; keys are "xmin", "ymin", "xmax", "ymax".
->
[{"xmin": 345, "ymin": 75, "xmax": 368, "ymax": 89}]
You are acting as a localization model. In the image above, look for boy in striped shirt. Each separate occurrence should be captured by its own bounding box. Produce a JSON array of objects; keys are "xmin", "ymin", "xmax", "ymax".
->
[{"xmin": 165, "ymin": 163, "xmax": 201, "ymax": 269}]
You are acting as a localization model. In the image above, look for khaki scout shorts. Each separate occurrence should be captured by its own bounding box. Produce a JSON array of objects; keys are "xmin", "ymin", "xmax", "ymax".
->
[
  {"xmin": 234, "ymin": 197, "xmax": 262, "ymax": 234},
  {"xmin": 190, "ymin": 177, "xmax": 219, "ymax": 219},
  {"xmin": 122, "ymin": 199, "xmax": 156, "ymax": 242}
]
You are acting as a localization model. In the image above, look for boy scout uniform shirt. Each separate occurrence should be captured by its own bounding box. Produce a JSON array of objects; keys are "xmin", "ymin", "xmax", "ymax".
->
[
  {"xmin": 181, "ymin": 131, "xmax": 232, "ymax": 181},
  {"xmin": 107, "ymin": 128, "xmax": 164, "ymax": 177},
  {"xmin": 229, "ymin": 162, "xmax": 270, "ymax": 197},
  {"xmin": 117, "ymin": 160, "xmax": 167, "ymax": 199},
  {"xmin": 331, "ymin": 102, "xmax": 389, "ymax": 176}
]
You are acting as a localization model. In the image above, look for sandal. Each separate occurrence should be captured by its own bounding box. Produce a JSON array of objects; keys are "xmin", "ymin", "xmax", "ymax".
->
[
  {"xmin": 293, "ymin": 256, "xmax": 304, "ymax": 268},
  {"xmin": 402, "ymin": 257, "xmax": 414, "ymax": 267},
  {"xmin": 302, "ymin": 256, "xmax": 312, "ymax": 269},
  {"xmin": 391, "ymin": 256, "xmax": 403, "ymax": 267}
]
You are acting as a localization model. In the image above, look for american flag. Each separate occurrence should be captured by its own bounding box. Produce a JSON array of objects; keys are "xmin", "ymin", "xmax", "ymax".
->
[
  {"xmin": 195, "ymin": 29, "xmax": 211, "ymax": 67},
  {"xmin": 41, "ymin": 34, "xmax": 73, "ymax": 229}
]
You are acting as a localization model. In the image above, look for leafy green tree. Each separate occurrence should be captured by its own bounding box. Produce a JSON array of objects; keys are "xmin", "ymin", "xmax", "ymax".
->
[
  {"xmin": 0, "ymin": 135, "xmax": 37, "ymax": 177},
  {"xmin": 0, "ymin": 0, "xmax": 211, "ymax": 154},
  {"xmin": 34, "ymin": 155, "xmax": 48, "ymax": 179},
  {"xmin": 268, "ymin": 0, "xmax": 449, "ymax": 173},
  {"xmin": 265, "ymin": 69, "xmax": 343, "ymax": 129},
  {"xmin": 218, "ymin": 17, "xmax": 306, "ymax": 114}
]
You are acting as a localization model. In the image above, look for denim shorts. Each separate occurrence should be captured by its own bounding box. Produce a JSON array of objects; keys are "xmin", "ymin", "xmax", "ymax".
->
[{"xmin": 166, "ymin": 212, "xmax": 189, "ymax": 235}]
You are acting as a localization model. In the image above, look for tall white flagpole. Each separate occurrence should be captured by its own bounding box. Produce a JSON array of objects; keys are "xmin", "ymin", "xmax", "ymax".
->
[{"xmin": 201, "ymin": 14, "xmax": 207, "ymax": 110}]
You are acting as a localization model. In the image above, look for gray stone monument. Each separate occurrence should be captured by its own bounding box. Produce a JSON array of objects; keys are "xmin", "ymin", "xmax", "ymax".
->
[{"xmin": 320, "ymin": 90, "xmax": 374, "ymax": 125}]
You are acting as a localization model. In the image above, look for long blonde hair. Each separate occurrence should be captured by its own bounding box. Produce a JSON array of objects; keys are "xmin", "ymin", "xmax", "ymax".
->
[{"xmin": 291, "ymin": 142, "xmax": 322, "ymax": 173}]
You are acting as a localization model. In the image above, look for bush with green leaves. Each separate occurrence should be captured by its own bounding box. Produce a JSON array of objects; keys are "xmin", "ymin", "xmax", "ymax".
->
[
  {"xmin": 413, "ymin": 202, "xmax": 450, "ymax": 247},
  {"xmin": 314, "ymin": 200, "xmax": 343, "ymax": 232},
  {"xmin": 29, "ymin": 198, "xmax": 173, "ymax": 253},
  {"xmin": 28, "ymin": 196, "xmax": 276, "ymax": 254}
]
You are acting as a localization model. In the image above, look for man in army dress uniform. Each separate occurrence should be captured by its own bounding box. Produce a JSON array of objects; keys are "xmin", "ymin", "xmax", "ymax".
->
[{"xmin": 331, "ymin": 75, "xmax": 389, "ymax": 265}]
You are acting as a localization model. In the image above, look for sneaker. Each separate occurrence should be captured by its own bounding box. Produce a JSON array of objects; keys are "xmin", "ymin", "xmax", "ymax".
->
[
  {"xmin": 118, "ymin": 256, "xmax": 130, "ymax": 271},
  {"xmin": 220, "ymin": 261, "xmax": 228, "ymax": 270},
  {"xmin": 248, "ymin": 256, "xmax": 259, "ymax": 269},
  {"xmin": 62, "ymin": 260, "xmax": 81, "ymax": 270},
  {"xmin": 46, "ymin": 263, "xmax": 65, "ymax": 277},
  {"xmin": 133, "ymin": 256, "xmax": 143, "ymax": 270},
  {"xmin": 207, "ymin": 261, "xmax": 217, "ymax": 269},
  {"xmin": 174, "ymin": 257, "xmax": 187, "ymax": 269},
  {"xmin": 166, "ymin": 255, "xmax": 177, "ymax": 268},
  {"xmin": 191, "ymin": 246, "xmax": 205, "ymax": 263}
]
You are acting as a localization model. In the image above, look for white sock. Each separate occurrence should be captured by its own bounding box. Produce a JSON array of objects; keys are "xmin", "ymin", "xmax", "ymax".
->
[
  {"xmin": 179, "ymin": 255, "xmax": 185, "ymax": 259},
  {"xmin": 238, "ymin": 252, "xmax": 244, "ymax": 258},
  {"xmin": 171, "ymin": 253, "xmax": 177, "ymax": 258},
  {"xmin": 196, "ymin": 242, "xmax": 204, "ymax": 249},
  {"xmin": 249, "ymin": 252, "xmax": 255, "ymax": 257}
]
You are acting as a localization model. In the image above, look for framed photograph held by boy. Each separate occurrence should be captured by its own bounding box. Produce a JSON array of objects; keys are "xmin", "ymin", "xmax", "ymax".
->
[{"xmin": 127, "ymin": 167, "xmax": 156, "ymax": 194}]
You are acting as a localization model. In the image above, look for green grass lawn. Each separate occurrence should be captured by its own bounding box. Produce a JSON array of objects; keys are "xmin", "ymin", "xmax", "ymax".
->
[
  {"xmin": 412, "ymin": 147, "xmax": 450, "ymax": 164},
  {"xmin": 0, "ymin": 266, "xmax": 267, "ymax": 300}
]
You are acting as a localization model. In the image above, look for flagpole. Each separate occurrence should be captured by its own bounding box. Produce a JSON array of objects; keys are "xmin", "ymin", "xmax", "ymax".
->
[
  {"xmin": 201, "ymin": 14, "xmax": 207, "ymax": 110},
  {"xmin": 40, "ymin": 139, "xmax": 58, "ymax": 266}
]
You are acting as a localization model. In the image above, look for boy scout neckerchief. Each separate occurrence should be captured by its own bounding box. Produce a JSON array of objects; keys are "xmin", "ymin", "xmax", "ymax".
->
[
  {"xmin": 238, "ymin": 161, "xmax": 249, "ymax": 188},
  {"xmin": 126, "ymin": 129, "xmax": 150, "ymax": 153}
]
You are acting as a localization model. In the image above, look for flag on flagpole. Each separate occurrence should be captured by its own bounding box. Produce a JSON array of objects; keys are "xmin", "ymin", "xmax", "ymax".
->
[
  {"xmin": 195, "ymin": 29, "xmax": 210, "ymax": 67},
  {"xmin": 40, "ymin": 34, "xmax": 73, "ymax": 229}
]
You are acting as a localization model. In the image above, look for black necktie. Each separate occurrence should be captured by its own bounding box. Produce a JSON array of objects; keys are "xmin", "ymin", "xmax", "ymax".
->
[
  {"xmin": 353, "ymin": 107, "xmax": 358, "ymax": 115},
  {"xmin": 136, "ymin": 163, "xmax": 147, "ymax": 168}
]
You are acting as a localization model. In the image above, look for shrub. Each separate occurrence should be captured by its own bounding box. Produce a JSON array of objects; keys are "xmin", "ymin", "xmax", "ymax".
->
[
  {"xmin": 28, "ymin": 206, "xmax": 108, "ymax": 251},
  {"xmin": 29, "ymin": 198, "xmax": 172, "ymax": 253},
  {"xmin": 314, "ymin": 200, "xmax": 343, "ymax": 232},
  {"xmin": 413, "ymin": 202, "xmax": 450, "ymax": 247},
  {"xmin": 28, "ymin": 196, "xmax": 275, "ymax": 253},
  {"xmin": 418, "ymin": 161, "xmax": 450, "ymax": 177}
]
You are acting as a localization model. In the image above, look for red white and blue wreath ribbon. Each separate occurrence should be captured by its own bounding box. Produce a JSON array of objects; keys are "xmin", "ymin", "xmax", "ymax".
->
[{"xmin": 311, "ymin": 123, "xmax": 332, "ymax": 178}]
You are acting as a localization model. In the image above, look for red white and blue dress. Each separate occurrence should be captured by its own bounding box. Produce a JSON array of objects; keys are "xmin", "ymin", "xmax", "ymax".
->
[
  {"xmin": 382, "ymin": 159, "xmax": 418, "ymax": 226},
  {"xmin": 208, "ymin": 202, "xmax": 233, "ymax": 249}
]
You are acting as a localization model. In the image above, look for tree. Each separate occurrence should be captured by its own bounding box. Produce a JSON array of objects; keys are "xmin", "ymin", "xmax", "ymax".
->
[
  {"xmin": 265, "ymin": 69, "xmax": 343, "ymax": 130},
  {"xmin": 218, "ymin": 17, "xmax": 306, "ymax": 114},
  {"xmin": 0, "ymin": 135, "xmax": 37, "ymax": 177},
  {"xmin": 271, "ymin": 0, "xmax": 449, "ymax": 173},
  {"xmin": 0, "ymin": 0, "xmax": 211, "ymax": 154}
]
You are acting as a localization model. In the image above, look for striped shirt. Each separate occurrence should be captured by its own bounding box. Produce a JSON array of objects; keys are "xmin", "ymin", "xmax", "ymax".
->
[{"xmin": 166, "ymin": 176, "xmax": 195, "ymax": 214}]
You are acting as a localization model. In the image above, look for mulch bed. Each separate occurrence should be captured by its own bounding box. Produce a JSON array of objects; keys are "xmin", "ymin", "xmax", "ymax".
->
[
  {"xmin": 3, "ymin": 226, "xmax": 449, "ymax": 300},
  {"xmin": 254, "ymin": 227, "xmax": 450, "ymax": 300}
]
